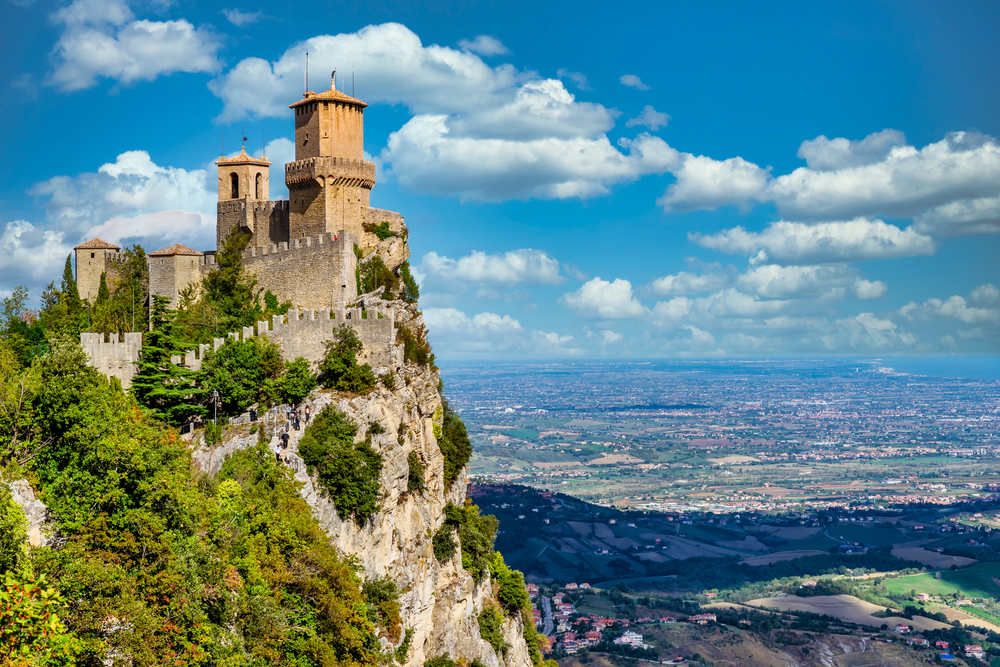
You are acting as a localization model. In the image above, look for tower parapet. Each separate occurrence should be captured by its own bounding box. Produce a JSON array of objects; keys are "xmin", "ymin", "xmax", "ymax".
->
[{"xmin": 74, "ymin": 237, "xmax": 121, "ymax": 303}]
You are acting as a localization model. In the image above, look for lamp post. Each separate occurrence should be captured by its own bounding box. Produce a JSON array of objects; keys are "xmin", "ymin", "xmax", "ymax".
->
[{"xmin": 213, "ymin": 389, "xmax": 219, "ymax": 426}]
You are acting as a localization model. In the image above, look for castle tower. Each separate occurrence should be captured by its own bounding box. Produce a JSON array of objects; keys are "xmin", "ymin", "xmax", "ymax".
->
[
  {"xmin": 148, "ymin": 244, "xmax": 203, "ymax": 309},
  {"xmin": 74, "ymin": 237, "xmax": 121, "ymax": 303},
  {"xmin": 285, "ymin": 74, "xmax": 376, "ymax": 241},
  {"xmin": 215, "ymin": 146, "xmax": 273, "ymax": 249}
]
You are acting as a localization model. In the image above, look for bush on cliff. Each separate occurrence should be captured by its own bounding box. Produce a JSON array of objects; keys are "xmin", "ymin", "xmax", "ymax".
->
[
  {"xmin": 489, "ymin": 551, "xmax": 544, "ymax": 665},
  {"xmin": 200, "ymin": 335, "xmax": 284, "ymax": 416},
  {"xmin": 320, "ymin": 324, "xmax": 376, "ymax": 393},
  {"xmin": 362, "ymin": 575, "xmax": 402, "ymax": 641},
  {"xmin": 359, "ymin": 255, "xmax": 399, "ymax": 299},
  {"xmin": 398, "ymin": 261, "xmax": 419, "ymax": 304},
  {"xmin": 478, "ymin": 605, "xmax": 510, "ymax": 657},
  {"xmin": 298, "ymin": 405, "xmax": 383, "ymax": 525},
  {"xmin": 437, "ymin": 400, "xmax": 473, "ymax": 488},
  {"xmin": 434, "ymin": 502, "xmax": 498, "ymax": 583}
]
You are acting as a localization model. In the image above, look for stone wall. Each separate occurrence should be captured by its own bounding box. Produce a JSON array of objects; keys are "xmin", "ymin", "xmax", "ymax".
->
[
  {"xmin": 201, "ymin": 230, "xmax": 357, "ymax": 311},
  {"xmin": 286, "ymin": 157, "xmax": 376, "ymax": 241},
  {"xmin": 80, "ymin": 332, "xmax": 143, "ymax": 388},
  {"xmin": 75, "ymin": 249, "xmax": 124, "ymax": 303},
  {"xmin": 216, "ymin": 199, "xmax": 291, "ymax": 249}
]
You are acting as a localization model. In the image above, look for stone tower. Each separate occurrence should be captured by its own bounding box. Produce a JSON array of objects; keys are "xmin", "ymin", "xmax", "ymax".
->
[
  {"xmin": 286, "ymin": 73, "xmax": 377, "ymax": 241},
  {"xmin": 215, "ymin": 146, "xmax": 288, "ymax": 250},
  {"xmin": 74, "ymin": 237, "xmax": 121, "ymax": 302}
]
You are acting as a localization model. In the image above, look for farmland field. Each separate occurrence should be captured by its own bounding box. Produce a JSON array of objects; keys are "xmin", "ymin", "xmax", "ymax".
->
[{"xmin": 885, "ymin": 563, "xmax": 1000, "ymax": 599}]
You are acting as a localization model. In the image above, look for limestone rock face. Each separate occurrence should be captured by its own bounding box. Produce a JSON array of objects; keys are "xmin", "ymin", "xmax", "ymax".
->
[
  {"xmin": 281, "ymin": 353, "xmax": 531, "ymax": 667},
  {"xmin": 9, "ymin": 479, "xmax": 54, "ymax": 548}
]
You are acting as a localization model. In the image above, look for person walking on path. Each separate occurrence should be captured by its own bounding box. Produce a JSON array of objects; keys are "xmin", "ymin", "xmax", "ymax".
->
[
  {"xmin": 305, "ymin": 405, "xmax": 311, "ymax": 424},
  {"xmin": 274, "ymin": 440, "xmax": 282, "ymax": 462},
  {"xmin": 281, "ymin": 431, "xmax": 290, "ymax": 450}
]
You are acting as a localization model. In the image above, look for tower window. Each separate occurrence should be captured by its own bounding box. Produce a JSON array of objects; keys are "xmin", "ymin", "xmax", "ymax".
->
[
  {"xmin": 231, "ymin": 172, "xmax": 239, "ymax": 198},
  {"xmin": 256, "ymin": 173, "xmax": 263, "ymax": 199},
  {"xmin": 91, "ymin": 253, "xmax": 95, "ymax": 258}
]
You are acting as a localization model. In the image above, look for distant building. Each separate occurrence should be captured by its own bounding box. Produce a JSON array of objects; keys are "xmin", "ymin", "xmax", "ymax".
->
[
  {"xmin": 895, "ymin": 624, "xmax": 911, "ymax": 633},
  {"xmin": 580, "ymin": 583, "xmax": 591, "ymax": 589},
  {"xmin": 660, "ymin": 616, "xmax": 677, "ymax": 623},
  {"xmin": 584, "ymin": 631, "xmax": 602, "ymax": 642},
  {"xmin": 565, "ymin": 583, "xmax": 578, "ymax": 590},
  {"xmin": 917, "ymin": 593, "xmax": 930, "ymax": 601},
  {"xmin": 689, "ymin": 614, "xmax": 716, "ymax": 625},
  {"xmin": 936, "ymin": 641, "xmax": 950, "ymax": 650},
  {"xmin": 614, "ymin": 631, "xmax": 644, "ymax": 647}
]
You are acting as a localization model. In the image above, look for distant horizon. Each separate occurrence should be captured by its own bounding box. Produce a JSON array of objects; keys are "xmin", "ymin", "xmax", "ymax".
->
[{"xmin": 438, "ymin": 356, "xmax": 1000, "ymax": 381}]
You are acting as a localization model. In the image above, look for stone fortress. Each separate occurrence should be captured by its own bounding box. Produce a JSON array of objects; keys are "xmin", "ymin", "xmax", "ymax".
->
[{"xmin": 78, "ymin": 74, "xmax": 411, "ymax": 387}]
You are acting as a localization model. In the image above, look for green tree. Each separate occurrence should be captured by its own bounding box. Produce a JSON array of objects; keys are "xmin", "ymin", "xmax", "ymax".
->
[
  {"xmin": 130, "ymin": 295, "xmax": 206, "ymax": 425},
  {"xmin": 106, "ymin": 244, "xmax": 149, "ymax": 334},
  {"xmin": 0, "ymin": 572, "xmax": 82, "ymax": 665},
  {"xmin": 439, "ymin": 502, "xmax": 498, "ymax": 583},
  {"xmin": 437, "ymin": 400, "xmax": 473, "ymax": 487},
  {"xmin": 200, "ymin": 336, "xmax": 283, "ymax": 416},
  {"xmin": 39, "ymin": 258, "xmax": 86, "ymax": 338},
  {"xmin": 0, "ymin": 485, "xmax": 28, "ymax": 575},
  {"xmin": 298, "ymin": 406, "xmax": 383, "ymax": 525},
  {"xmin": 0, "ymin": 341, "xmax": 39, "ymax": 466},
  {"xmin": 359, "ymin": 255, "xmax": 399, "ymax": 299},
  {"xmin": 398, "ymin": 261, "xmax": 420, "ymax": 303},
  {"xmin": 202, "ymin": 228, "xmax": 261, "ymax": 332},
  {"xmin": 277, "ymin": 357, "xmax": 318, "ymax": 404},
  {"xmin": 320, "ymin": 325, "xmax": 375, "ymax": 393}
]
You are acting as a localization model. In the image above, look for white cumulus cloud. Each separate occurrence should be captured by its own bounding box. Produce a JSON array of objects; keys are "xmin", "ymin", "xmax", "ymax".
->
[
  {"xmin": 49, "ymin": 0, "xmax": 222, "ymax": 91},
  {"xmin": 210, "ymin": 24, "xmax": 679, "ymax": 201},
  {"xmin": 796, "ymin": 129, "xmax": 907, "ymax": 171},
  {"xmin": 736, "ymin": 264, "xmax": 885, "ymax": 301},
  {"xmin": 647, "ymin": 270, "xmax": 730, "ymax": 297},
  {"xmin": 658, "ymin": 155, "xmax": 771, "ymax": 212},
  {"xmin": 560, "ymin": 277, "xmax": 648, "ymax": 320},
  {"xmin": 419, "ymin": 248, "xmax": 565, "ymax": 287},
  {"xmin": 691, "ymin": 218, "xmax": 936, "ymax": 265}
]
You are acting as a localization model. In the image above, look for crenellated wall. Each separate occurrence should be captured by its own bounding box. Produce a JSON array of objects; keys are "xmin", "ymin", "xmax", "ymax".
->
[
  {"xmin": 216, "ymin": 198, "xmax": 291, "ymax": 250},
  {"xmin": 80, "ymin": 332, "xmax": 143, "ymax": 388},
  {"xmin": 82, "ymin": 305, "xmax": 398, "ymax": 388}
]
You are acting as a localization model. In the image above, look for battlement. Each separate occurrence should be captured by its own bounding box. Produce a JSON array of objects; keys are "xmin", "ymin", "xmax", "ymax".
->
[
  {"xmin": 285, "ymin": 157, "xmax": 376, "ymax": 190},
  {"xmin": 81, "ymin": 305, "xmax": 400, "ymax": 390},
  {"xmin": 80, "ymin": 332, "xmax": 143, "ymax": 388}
]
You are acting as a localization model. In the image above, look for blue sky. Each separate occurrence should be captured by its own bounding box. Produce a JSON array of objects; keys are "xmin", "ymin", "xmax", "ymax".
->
[{"xmin": 1, "ymin": 0, "xmax": 998, "ymax": 359}]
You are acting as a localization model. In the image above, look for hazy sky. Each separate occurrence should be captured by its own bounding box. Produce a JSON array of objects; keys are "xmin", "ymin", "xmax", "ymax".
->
[{"xmin": 1, "ymin": 0, "xmax": 998, "ymax": 358}]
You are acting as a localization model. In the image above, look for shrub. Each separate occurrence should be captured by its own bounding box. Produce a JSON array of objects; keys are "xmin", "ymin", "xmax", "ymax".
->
[
  {"xmin": 424, "ymin": 654, "xmax": 457, "ymax": 667},
  {"xmin": 438, "ymin": 401, "xmax": 473, "ymax": 487},
  {"xmin": 441, "ymin": 503, "xmax": 498, "ymax": 583},
  {"xmin": 200, "ymin": 336, "xmax": 283, "ymax": 416},
  {"xmin": 407, "ymin": 451, "xmax": 426, "ymax": 492},
  {"xmin": 398, "ymin": 261, "xmax": 419, "ymax": 303},
  {"xmin": 363, "ymin": 221, "xmax": 397, "ymax": 241},
  {"xmin": 395, "ymin": 628, "xmax": 414, "ymax": 663},
  {"xmin": 479, "ymin": 605, "xmax": 509, "ymax": 657},
  {"xmin": 279, "ymin": 357, "xmax": 317, "ymax": 404},
  {"xmin": 0, "ymin": 486, "xmax": 28, "ymax": 575},
  {"xmin": 396, "ymin": 323, "xmax": 434, "ymax": 367},
  {"xmin": 298, "ymin": 406, "xmax": 383, "ymax": 525},
  {"xmin": 433, "ymin": 525, "xmax": 457, "ymax": 561},
  {"xmin": 360, "ymin": 255, "xmax": 399, "ymax": 299},
  {"xmin": 489, "ymin": 551, "xmax": 530, "ymax": 615},
  {"xmin": 363, "ymin": 575, "xmax": 402, "ymax": 641},
  {"xmin": 320, "ymin": 325, "xmax": 376, "ymax": 393}
]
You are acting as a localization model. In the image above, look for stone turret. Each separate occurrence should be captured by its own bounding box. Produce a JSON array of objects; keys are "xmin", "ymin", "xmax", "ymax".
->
[
  {"xmin": 286, "ymin": 74, "xmax": 377, "ymax": 242},
  {"xmin": 215, "ymin": 146, "xmax": 279, "ymax": 249},
  {"xmin": 73, "ymin": 237, "xmax": 121, "ymax": 303}
]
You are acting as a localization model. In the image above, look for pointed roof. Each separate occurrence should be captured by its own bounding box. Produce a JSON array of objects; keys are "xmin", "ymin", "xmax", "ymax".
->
[
  {"xmin": 290, "ymin": 74, "xmax": 367, "ymax": 110},
  {"xmin": 216, "ymin": 145, "xmax": 271, "ymax": 167},
  {"xmin": 149, "ymin": 244, "xmax": 203, "ymax": 257},
  {"xmin": 74, "ymin": 237, "xmax": 120, "ymax": 250}
]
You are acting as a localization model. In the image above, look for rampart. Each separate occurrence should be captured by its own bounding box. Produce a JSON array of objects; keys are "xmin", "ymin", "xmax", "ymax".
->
[
  {"xmin": 285, "ymin": 157, "xmax": 376, "ymax": 190},
  {"xmin": 80, "ymin": 304, "xmax": 399, "ymax": 389},
  {"xmin": 197, "ymin": 231, "xmax": 358, "ymax": 311},
  {"xmin": 80, "ymin": 332, "xmax": 143, "ymax": 388}
]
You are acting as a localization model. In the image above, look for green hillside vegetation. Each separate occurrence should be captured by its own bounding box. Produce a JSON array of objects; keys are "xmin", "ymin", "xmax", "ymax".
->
[{"xmin": 885, "ymin": 563, "xmax": 1000, "ymax": 599}]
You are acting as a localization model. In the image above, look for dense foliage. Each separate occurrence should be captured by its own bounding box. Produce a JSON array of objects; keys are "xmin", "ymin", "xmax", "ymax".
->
[
  {"xmin": 397, "ymin": 262, "xmax": 419, "ymax": 304},
  {"xmin": 362, "ymin": 575, "xmax": 402, "ymax": 642},
  {"xmin": 0, "ymin": 331, "xmax": 384, "ymax": 665},
  {"xmin": 438, "ymin": 502, "xmax": 498, "ymax": 583},
  {"xmin": 363, "ymin": 221, "xmax": 397, "ymax": 241},
  {"xmin": 0, "ymin": 485, "xmax": 28, "ymax": 576},
  {"xmin": 298, "ymin": 406, "xmax": 384, "ymax": 525},
  {"xmin": 199, "ymin": 336, "xmax": 283, "ymax": 416},
  {"xmin": 436, "ymin": 401, "xmax": 473, "ymax": 488},
  {"xmin": 1, "ymin": 572, "xmax": 82, "ymax": 665},
  {"xmin": 320, "ymin": 325, "xmax": 376, "ymax": 393},
  {"xmin": 407, "ymin": 450, "xmax": 426, "ymax": 492},
  {"xmin": 488, "ymin": 552, "xmax": 543, "ymax": 665},
  {"xmin": 130, "ymin": 295, "xmax": 206, "ymax": 425},
  {"xmin": 359, "ymin": 255, "xmax": 399, "ymax": 299},
  {"xmin": 395, "ymin": 323, "xmax": 434, "ymax": 368},
  {"xmin": 478, "ymin": 605, "xmax": 509, "ymax": 657}
]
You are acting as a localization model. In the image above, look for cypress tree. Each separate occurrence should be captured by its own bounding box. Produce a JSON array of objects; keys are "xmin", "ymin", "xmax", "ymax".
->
[{"xmin": 131, "ymin": 295, "xmax": 207, "ymax": 425}]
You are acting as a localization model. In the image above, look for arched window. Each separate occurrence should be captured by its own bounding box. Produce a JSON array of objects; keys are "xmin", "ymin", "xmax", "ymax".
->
[
  {"xmin": 230, "ymin": 172, "xmax": 239, "ymax": 199},
  {"xmin": 256, "ymin": 173, "xmax": 263, "ymax": 199}
]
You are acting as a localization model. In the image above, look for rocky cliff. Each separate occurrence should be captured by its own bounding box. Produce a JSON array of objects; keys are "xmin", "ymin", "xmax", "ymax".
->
[{"xmin": 190, "ymin": 238, "xmax": 535, "ymax": 667}]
